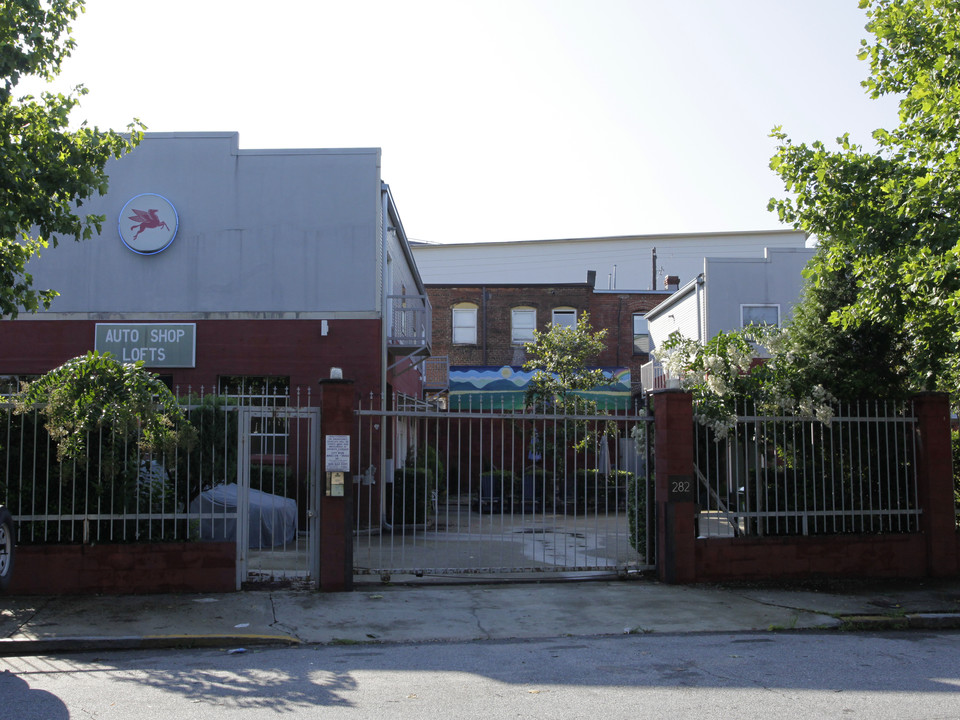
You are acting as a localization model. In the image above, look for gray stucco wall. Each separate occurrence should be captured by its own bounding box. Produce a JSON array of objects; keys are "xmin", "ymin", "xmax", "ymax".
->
[
  {"xmin": 703, "ymin": 248, "xmax": 815, "ymax": 338},
  {"xmin": 25, "ymin": 133, "xmax": 385, "ymax": 316}
]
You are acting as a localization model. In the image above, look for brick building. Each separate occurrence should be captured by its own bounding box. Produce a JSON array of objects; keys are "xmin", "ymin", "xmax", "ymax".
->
[
  {"xmin": 0, "ymin": 132, "xmax": 429, "ymax": 401},
  {"xmin": 424, "ymin": 272, "xmax": 671, "ymax": 407}
]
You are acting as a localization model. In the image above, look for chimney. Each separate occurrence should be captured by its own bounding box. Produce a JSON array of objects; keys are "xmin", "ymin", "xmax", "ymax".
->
[{"xmin": 665, "ymin": 275, "xmax": 680, "ymax": 292}]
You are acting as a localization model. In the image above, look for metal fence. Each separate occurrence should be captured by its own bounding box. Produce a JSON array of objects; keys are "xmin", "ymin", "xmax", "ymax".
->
[
  {"xmin": 353, "ymin": 395, "xmax": 655, "ymax": 580},
  {"xmin": 694, "ymin": 399, "xmax": 921, "ymax": 538},
  {"xmin": 0, "ymin": 387, "xmax": 316, "ymax": 561}
]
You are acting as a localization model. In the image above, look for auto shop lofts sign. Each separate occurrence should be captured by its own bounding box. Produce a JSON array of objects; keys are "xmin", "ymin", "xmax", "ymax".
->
[{"xmin": 95, "ymin": 323, "xmax": 196, "ymax": 368}]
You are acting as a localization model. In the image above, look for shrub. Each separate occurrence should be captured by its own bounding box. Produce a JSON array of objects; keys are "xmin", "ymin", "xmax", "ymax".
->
[
  {"xmin": 627, "ymin": 472, "xmax": 652, "ymax": 559},
  {"xmin": 391, "ymin": 466, "xmax": 435, "ymax": 525}
]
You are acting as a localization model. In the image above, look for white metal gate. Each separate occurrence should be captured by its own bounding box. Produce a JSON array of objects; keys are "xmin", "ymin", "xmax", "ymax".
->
[
  {"xmin": 353, "ymin": 396, "xmax": 654, "ymax": 581},
  {"xmin": 237, "ymin": 405, "xmax": 321, "ymax": 588}
]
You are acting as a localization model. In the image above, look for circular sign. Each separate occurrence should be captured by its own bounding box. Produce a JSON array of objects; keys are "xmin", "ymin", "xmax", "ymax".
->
[{"xmin": 118, "ymin": 193, "xmax": 179, "ymax": 255}]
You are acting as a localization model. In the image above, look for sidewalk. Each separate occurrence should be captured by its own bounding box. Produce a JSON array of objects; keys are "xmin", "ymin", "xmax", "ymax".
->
[{"xmin": 2, "ymin": 577, "xmax": 960, "ymax": 657}]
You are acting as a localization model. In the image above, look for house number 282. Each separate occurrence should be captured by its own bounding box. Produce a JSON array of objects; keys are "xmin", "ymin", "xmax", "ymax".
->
[{"xmin": 668, "ymin": 475, "xmax": 693, "ymax": 500}]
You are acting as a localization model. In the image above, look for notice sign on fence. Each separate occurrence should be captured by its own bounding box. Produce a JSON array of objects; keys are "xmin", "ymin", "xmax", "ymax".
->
[
  {"xmin": 95, "ymin": 323, "xmax": 197, "ymax": 368},
  {"xmin": 325, "ymin": 435, "xmax": 351, "ymax": 472}
]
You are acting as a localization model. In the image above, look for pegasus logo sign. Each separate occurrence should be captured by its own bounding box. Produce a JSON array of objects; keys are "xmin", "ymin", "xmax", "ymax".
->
[
  {"xmin": 128, "ymin": 208, "xmax": 170, "ymax": 240},
  {"xmin": 118, "ymin": 194, "xmax": 178, "ymax": 255}
]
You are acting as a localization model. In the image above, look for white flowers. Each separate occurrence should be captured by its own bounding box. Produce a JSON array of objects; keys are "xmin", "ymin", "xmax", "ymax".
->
[{"xmin": 658, "ymin": 328, "xmax": 837, "ymax": 440}]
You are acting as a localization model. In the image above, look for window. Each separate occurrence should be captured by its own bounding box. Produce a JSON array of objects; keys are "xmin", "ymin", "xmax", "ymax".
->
[
  {"xmin": 741, "ymin": 304, "xmax": 780, "ymax": 327},
  {"xmin": 632, "ymin": 314, "xmax": 651, "ymax": 354},
  {"xmin": 551, "ymin": 307, "xmax": 577, "ymax": 329},
  {"xmin": 511, "ymin": 307, "xmax": 537, "ymax": 344},
  {"xmin": 452, "ymin": 303, "xmax": 478, "ymax": 345}
]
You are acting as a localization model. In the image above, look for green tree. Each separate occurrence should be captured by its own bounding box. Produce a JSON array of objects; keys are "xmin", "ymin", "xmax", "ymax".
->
[
  {"xmin": 14, "ymin": 352, "xmax": 195, "ymax": 464},
  {"xmin": 1, "ymin": 0, "xmax": 142, "ymax": 318},
  {"xmin": 522, "ymin": 312, "xmax": 607, "ymax": 409},
  {"xmin": 768, "ymin": 0, "xmax": 960, "ymax": 395}
]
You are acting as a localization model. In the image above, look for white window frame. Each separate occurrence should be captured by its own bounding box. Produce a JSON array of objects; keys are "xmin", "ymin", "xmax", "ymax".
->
[
  {"xmin": 740, "ymin": 304, "xmax": 780, "ymax": 327},
  {"xmin": 511, "ymin": 307, "xmax": 537, "ymax": 344},
  {"xmin": 632, "ymin": 313, "xmax": 650, "ymax": 354},
  {"xmin": 452, "ymin": 304, "xmax": 478, "ymax": 345},
  {"xmin": 551, "ymin": 307, "xmax": 577, "ymax": 329}
]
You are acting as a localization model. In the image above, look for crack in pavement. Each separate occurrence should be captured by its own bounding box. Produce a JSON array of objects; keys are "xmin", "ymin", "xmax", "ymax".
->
[
  {"xmin": 268, "ymin": 593, "xmax": 301, "ymax": 641},
  {"xmin": 3, "ymin": 597, "xmax": 53, "ymax": 638}
]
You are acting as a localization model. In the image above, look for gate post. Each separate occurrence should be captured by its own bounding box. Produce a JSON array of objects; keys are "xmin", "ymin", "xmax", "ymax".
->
[
  {"xmin": 912, "ymin": 392, "xmax": 959, "ymax": 577},
  {"xmin": 653, "ymin": 389, "xmax": 697, "ymax": 584},
  {"xmin": 318, "ymin": 378, "xmax": 356, "ymax": 592}
]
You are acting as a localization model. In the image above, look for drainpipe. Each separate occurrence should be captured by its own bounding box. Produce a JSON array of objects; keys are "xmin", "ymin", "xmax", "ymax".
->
[
  {"xmin": 380, "ymin": 186, "xmax": 391, "ymax": 531},
  {"xmin": 695, "ymin": 273, "xmax": 705, "ymax": 342},
  {"xmin": 481, "ymin": 286, "xmax": 488, "ymax": 366},
  {"xmin": 616, "ymin": 296, "xmax": 622, "ymax": 367}
]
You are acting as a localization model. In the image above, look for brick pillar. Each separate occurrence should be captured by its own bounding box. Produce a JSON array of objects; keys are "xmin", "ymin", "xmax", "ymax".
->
[
  {"xmin": 913, "ymin": 392, "xmax": 959, "ymax": 577},
  {"xmin": 318, "ymin": 379, "xmax": 356, "ymax": 592},
  {"xmin": 653, "ymin": 389, "xmax": 697, "ymax": 583}
]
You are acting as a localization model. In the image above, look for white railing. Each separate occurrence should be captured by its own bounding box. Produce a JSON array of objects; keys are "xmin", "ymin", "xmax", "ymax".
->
[
  {"xmin": 639, "ymin": 360, "xmax": 670, "ymax": 393},
  {"xmin": 694, "ymin": 398, "xmax": 920, "ymax": 538},
  {"xmin": 387, "ymin": 293, "xmax": 431, "ymax": 352}
]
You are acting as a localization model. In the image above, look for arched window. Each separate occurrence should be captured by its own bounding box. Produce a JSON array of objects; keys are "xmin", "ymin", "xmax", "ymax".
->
[
  {"xmin": 551, "ymin": 307, "xmax": 577, "ymax": 329},
  {"xmin": 511, "ymin": 306, "xmax": 537, "ymax": 344},
  {"xmin": 452, "ymin": 302, "xmax": 478, "ymax": 344}
]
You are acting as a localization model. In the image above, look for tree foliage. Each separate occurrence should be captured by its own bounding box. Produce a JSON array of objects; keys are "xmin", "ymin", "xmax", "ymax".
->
[
  {"xmin": 14, "ymin": 351, "xmax": 195, "ymax": 464},
  {"xmin": 1, "ymin": 0, "xmax": 142, "ymax": 318},
  {"xmin": 768, "ymin": 0, "xmax": 960, "ymax": 395},
  {"xmin": 522, "ymin": 312, "xmax": 607, "ymax": 408}
]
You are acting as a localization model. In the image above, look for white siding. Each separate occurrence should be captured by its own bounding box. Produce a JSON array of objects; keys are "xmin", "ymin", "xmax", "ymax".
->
[
  {"xmin": 646, "ymin": 281, "xmax": 702, "ymax": 353},
  {"xmin": 412, "ymin": 230, "xmax": 807, "ymax": 287}
]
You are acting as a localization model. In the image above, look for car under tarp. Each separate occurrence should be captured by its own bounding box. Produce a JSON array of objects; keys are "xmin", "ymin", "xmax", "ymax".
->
[{"xmin": 189, "ymin": 484, "xmax": 298, "ymax": 548}]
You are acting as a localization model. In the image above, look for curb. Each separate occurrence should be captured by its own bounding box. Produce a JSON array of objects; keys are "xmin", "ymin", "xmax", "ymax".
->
[
  {"xmin": 0, "ymin": 633, "xmax": 300, "ymax": 657},
  {"xmin": 838, "ymin": 613, "xmax": 960, "ymax": 631}
]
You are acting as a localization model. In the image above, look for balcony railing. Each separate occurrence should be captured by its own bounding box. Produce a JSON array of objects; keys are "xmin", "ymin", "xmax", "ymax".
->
[
  {"xmin": 387, "ymin": 294, "xmax": 431, "ymax": 355},
  {"xmin": 639, "ymin": 359, "xmax": 678, "ymax": 392}
]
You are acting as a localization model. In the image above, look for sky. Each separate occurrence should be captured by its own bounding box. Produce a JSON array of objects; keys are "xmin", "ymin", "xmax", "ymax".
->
[{"xmin": 23, "ymin": 0, "xmax": 901, "ymax": 245}]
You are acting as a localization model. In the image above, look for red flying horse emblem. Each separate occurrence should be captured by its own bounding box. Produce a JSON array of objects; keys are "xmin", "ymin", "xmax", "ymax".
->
[{"xmin": 128, "ymin": 208, "xmax": 170, "ymax": 241}]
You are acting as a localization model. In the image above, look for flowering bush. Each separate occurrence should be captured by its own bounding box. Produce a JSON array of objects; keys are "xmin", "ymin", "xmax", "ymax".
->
[{"xmin": 659, "ymin": 326, "xmax": 835, "ymax": 440}]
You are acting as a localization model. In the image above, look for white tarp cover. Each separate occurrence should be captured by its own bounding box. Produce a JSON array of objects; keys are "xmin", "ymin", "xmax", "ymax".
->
[{"xmin": 189, "ymin": 484, "xmax": 298, "ymax": 548}]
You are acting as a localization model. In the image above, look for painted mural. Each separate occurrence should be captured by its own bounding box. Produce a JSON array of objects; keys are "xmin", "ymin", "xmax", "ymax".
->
[{"xmin": 448, "ymin": 366, "xmax": 631, "ymax": 410}]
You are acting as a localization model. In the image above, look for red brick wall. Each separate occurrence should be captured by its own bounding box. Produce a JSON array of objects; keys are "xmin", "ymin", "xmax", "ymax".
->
[
  {"xmin": 427, "ymin": 284, "xmax": 594, "ymax": 367},
  {"xmin": 426, "ymin": 283, "xmax": 668, "ymax": 393},
  {"xmin": 0, "ymin": 318, "xmax": 392, "ymax": 403},
  {"xmin": 654, "ymin": 389, "xmax": 960, "ymax": 584},
  {"xmin": 588, "ymin": 292, "xmax": 668, "ymax": 393},
  {"xmin": 694, "ymin": 534, "xmax": 929, "ymax": 582},
  {"xmin": 10, "ymin": 542, "xmax": 236, "ymax": 595}
]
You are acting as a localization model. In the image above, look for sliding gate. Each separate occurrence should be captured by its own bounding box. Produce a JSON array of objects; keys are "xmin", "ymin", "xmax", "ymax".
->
[{"xmin": 353, "ymin": 398, "xmax": 655, "ymax": 580}]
